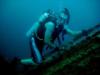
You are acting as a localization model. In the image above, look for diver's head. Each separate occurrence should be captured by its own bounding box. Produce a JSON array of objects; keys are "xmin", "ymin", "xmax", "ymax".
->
[{"xmin": 59, "ymin": 8, "xmax": 70, "ymax": 24}]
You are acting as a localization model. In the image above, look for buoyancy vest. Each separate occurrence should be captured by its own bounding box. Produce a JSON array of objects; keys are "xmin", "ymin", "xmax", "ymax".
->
[{"xmin": 34, "ymin": 15, "xmax": 64, "ymax": 43}]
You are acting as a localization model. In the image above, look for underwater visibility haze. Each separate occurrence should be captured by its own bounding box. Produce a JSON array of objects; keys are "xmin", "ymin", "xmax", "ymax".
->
[{"xmin": 0, "ymin": 0, "xmax": 100, "ymax": 61}]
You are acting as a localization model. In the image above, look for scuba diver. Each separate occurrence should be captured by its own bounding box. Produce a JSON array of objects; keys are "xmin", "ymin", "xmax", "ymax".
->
[{"xmin": 21, "ymin": 8, "xmax": 85, "ymax": 65}]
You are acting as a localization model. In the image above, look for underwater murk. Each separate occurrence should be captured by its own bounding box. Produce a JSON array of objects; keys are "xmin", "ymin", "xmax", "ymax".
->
[{"xmin": 0, "ymin": 0, "xmax": 100, "ymax": 75}]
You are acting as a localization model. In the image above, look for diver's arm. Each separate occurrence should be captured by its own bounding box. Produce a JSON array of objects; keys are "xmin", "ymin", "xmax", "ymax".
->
[
  {"xmin": 64, "ymin": 25, "xmax": 82, "ymax": 36},
  {"xmin": 26, "ymin": 22, "xmax": 40, "ymax": 37},
  {"xmin": 44, "ymin": 22, "xmax": 56, "ymax": 48}
]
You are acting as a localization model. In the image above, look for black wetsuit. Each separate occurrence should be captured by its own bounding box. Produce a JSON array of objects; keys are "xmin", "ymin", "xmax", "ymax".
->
[{"xmin": 29, "ymin": 17, "xmax": 65, "ymax": 62}]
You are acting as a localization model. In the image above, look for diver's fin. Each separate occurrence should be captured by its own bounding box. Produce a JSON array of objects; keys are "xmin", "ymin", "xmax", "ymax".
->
[{"xmin": 20, "ymin": 58, "xmax": 36, "ymax": 65}]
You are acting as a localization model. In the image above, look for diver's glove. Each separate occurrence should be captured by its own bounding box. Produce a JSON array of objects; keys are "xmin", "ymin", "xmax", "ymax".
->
[
  {"xmin": 81, "ymin": 30, "xmax": 88, "ymax": 36},
  {"xmin": 73, "ymin": 30, "xmax": 88, "ymax": 41}
]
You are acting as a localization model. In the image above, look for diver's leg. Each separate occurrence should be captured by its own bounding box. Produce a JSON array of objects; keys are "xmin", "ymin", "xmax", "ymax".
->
[
  {"xmin": 30, "ymin": 37, "xmax": 42, "ymax": 64},
  {"xmin": 20, "ymin": 37, "xmax": 42, "ymax": 65}
]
